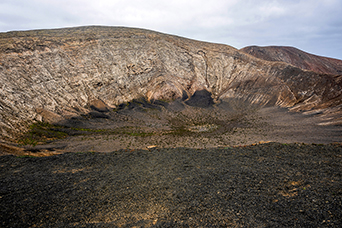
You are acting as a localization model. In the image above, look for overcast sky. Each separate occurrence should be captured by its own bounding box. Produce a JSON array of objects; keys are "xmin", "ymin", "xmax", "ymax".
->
[{"xmin": 1, "ymin": 0, "xmax": 341, "ymax": 60}]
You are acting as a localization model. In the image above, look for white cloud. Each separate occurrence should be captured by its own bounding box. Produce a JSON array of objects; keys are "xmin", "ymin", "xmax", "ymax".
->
[{"xmin": 0, "ymin": 0, "xmax": 341, "ymax": 59}]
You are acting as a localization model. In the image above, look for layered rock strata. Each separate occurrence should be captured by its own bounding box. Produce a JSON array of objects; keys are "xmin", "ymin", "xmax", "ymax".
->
[{"xmin": 0, "ymin": 26, "xmax": 341, "ymax": 139}]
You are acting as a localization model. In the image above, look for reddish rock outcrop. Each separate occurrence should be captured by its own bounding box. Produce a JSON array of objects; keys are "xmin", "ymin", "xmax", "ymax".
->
[{"xmin": 240, "ymin": 46, "xmax": 342, "ymax": 76}]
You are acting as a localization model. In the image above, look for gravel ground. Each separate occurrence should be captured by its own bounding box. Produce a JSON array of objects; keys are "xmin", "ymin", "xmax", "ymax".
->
[{"xmin": 1, "ymin": 143, "xmax": 342, "ymax": 227}]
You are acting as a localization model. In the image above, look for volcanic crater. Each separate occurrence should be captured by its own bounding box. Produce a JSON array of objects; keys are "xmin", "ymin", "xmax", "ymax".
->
[
  {"xmin": 1, "ymin": 26, "xmax": 342, "ymax": 228},
  {"xmin": 0, "ymin": 26, "xmax": 341, "ymax": 154}
]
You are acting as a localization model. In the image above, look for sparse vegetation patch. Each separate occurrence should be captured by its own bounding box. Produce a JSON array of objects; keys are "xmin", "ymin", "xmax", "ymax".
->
[{"xmin": 18, "ymin": 122, "xmax": 68, "ymax": 146}]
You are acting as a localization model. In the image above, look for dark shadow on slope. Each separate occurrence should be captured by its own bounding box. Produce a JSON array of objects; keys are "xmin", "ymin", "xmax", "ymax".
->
[
  {"xmin": 185, "ymin": 90, "xmax": 215, "ymax": 108},
  {"xmin": 216, "ymin": 98, "xmax": 261, "ymax": 113},
  {"xmin": 87, "ymin": 111, "xmax": 110, "ymax": 119},
  {"xmin": 115, "ymin": 97, "xmax": 167, "ymax": 113},
  {"xmin": 166, "ymin": 99, "xmax": 185, "ymax": 112}
]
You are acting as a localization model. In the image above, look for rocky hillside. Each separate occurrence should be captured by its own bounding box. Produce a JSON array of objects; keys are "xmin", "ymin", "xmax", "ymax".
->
[
  {"xmin": 0, "ymin": 26, "xmax": 341, "ymax": 140},
  {"xmin": 240, "ymin": 45, "xmax": 342, "ymax": 76}
]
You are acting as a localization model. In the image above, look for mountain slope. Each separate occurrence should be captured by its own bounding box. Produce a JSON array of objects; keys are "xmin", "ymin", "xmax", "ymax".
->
[
  {"xmin": 0, "ymin": 26, "xmax": 341, "ymax": 140},
  {"xmin": 240, "ymin": 45, "xmax": 342, "ymax": 76}
]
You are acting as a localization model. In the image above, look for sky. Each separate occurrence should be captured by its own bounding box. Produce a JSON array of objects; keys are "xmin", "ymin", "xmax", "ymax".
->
[{"xmin": 1, "ymin": 0, "xmax": 341, "ymax": 60}]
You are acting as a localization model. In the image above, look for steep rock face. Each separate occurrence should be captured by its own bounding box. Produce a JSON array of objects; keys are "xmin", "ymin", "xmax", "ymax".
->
[
  {"xmin": 0, "ymin": 26, "xmax": 341, "ymax": 139},
  {"xmin": 240, "ymin": 46, "xmax": 342, "ymax": 76}
]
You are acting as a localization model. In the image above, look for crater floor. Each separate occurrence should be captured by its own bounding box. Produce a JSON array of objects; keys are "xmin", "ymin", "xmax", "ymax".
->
[{"xmin": 6, "ymin": 98, "xmax": 341, "ymax": 157}]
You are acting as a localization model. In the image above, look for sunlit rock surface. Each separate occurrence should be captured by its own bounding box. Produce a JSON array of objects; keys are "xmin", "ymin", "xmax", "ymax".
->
[{"xmin": 0, "ymin": 26, "xmax": 341, "ymax": 139}]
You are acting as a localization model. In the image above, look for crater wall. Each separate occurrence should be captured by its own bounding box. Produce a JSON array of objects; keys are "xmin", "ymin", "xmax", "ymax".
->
[{"xmin": 0, "ymin": 26, "xmax": 341, "ymax": 139}]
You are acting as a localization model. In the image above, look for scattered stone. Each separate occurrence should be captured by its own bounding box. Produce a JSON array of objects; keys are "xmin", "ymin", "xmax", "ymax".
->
[
  {"xmin": 36, "ymin": 108, "xmax": 64, "ymax": 124},
  {"xmin": 147, "ymin": 145, "xmax": 157, "ymax": 149},
  {"xmin": 89, "ymin": 99, "xmax": 109, "ymax": 112}
]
